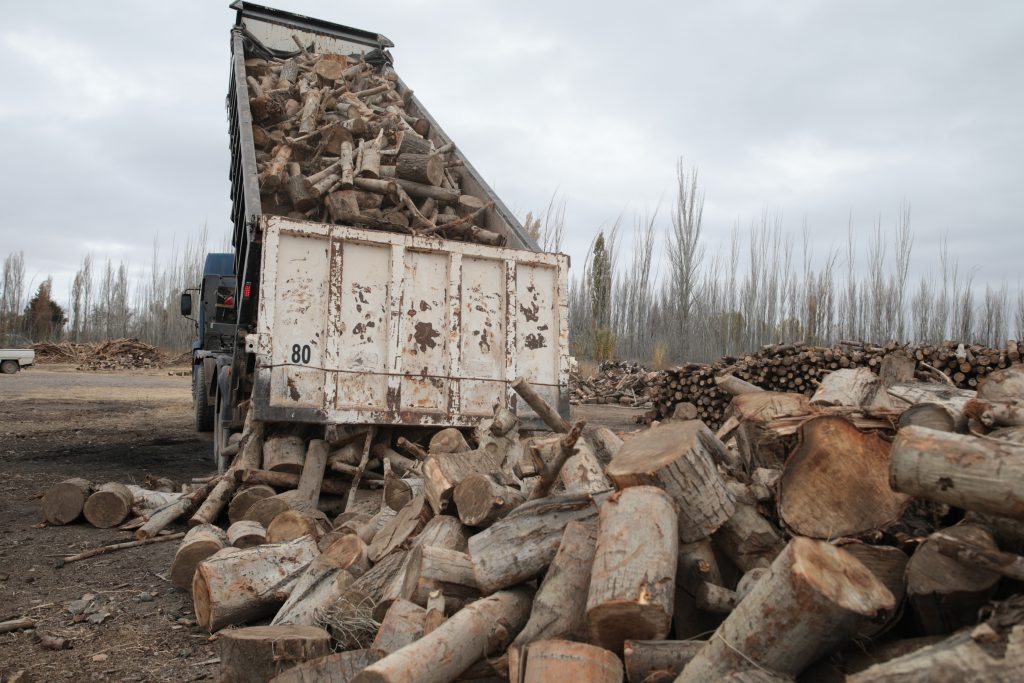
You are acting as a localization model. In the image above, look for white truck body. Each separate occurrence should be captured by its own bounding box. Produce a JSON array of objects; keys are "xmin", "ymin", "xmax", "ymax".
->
[
  {"xmin": 0, "ymin": 349, "xmax": 34, "ymax": 373},
  {"xmin": 248, "ymin": 216, "xmax": 570, "ymax": 429}
]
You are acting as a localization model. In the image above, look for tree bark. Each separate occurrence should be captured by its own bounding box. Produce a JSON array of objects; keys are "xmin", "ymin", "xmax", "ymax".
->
[
  {"xmin": 396, "ymin": 153, "xmax": 443, "ymax": 186},
  {"xmin": 368, "ymin": 494, "xmax": 432, "ymax": 562},
  {"xmin": 605, "ymin": 420, "xmax": 735, "ymax": 542},
  {"xmin": 557, "ymin": 440, "xmax": 612, "ymax": 494},
  {"xmin": 371, "ymin": 599, "xmax": 425, "ymax": 656},
  {"xmin": 715, "ymin": 374, "xmax": 764, "ymax": 397},
  {"xmin": 838, "ymin": 540, "xmax": 909, "ymax": 639},
  {"xmin": 811, "ymin": 367, "xmax": 894, "ymax": 409},
  {"xmin": 218, "ymin": 624, "xmax": 330, "ymax": 683},
  {"xmin": 83, "ymin": 482, "xmax": 133, "ymax": 528},
  {"xmin": 512, "ymin": 376, "xmax": 571, "ymax": 432},
  {"xmin": 778, "ymin": 415, "xmax": 909, "ymax": 538},
  {"xmin": 267, "ymin": 508, "xmax": 330, "ymax": 543},
  {"xmin": 227, "ymin": 520, "xmax": 267, "ymax": 548},
  {"xmin": 268, "ymin": 649, "xmax": 379, "ymax": 683},
  {"xmin": 453, "ymin": 473, "xmax": 525, "ymax": 527},
  {"xmin": 171, "ymin": 523, "xmax": 228, "ymax": 591},
  {"xmin": 906, "ymin": 525, "xmax": 1001, "ymax": 635},
  {"xmin": 623, "ymin": 640, "xmax": 702, "ymax": 683},
  {"xmin": 264, "ymin": 435, "xmax": 307, "ymax": 473},
  {"xmin": 890, "ymin": 426, "xmax": 1024, "ymax": 519},
  {"xmin": 376, "ymin": 515, "xmax": 468, "ymax": 620},
  {"xmin": 714, "ymin": 483, "xmax": 785, "ymax": 572},
  {"xmin": 675, "ymin": 537, "xmax": 895, "ymax": 681},
  {"xmin": 468, "ymin": 491, "xmax": 605, "ymax": 594},
  {"xmin": 586, "ymin": 486, "xmax": 678, "ymax": 653},
  {"xmin": 273, "ymin": 535, "xmax": 369, "ymax": 626},
  {"xmin": 521, "ymin": 640, "xmax": 623, "ymax": 683},
  {"xmin": 384, "ymin": 477, "xmax": 423, "ymax": 511},
  {"xmin": 932, "ymin": 529, "xmax": 1024, "ymax": 580},
  {"xmin": 965, "ymin": 398, "xmax": 1024, "ymax": 429},
  {"xmin": 423, "ymin": 448, "xmax": 503, "ymax": 514},
  {"xmin": 42, "ymin": 477, "xmax": 92, "ymax": 525},
  {"xmin": 732, "ymin": 391, "xmax": 809, "ymax": 470},
  {"xmin": 400, "ymin": 545, "xmax": 479, "ymax": 608},
  {"xmin": 350, "ymin": 586, "xmax": 533, "ymax": 683},
  {"xmin": 897, "ymin": 403, "xmax": 966, "ymax": 433},
  {"xmin": 190, "ymin": 420, "xmax": 264, "ymax": 527},
  {"xmin": 136, "ymin": 477, "xmax": 218, "ymax": 539},
  {"xmin": 192, "ymin": 536, "xmax": 319, "ymax": 632}
]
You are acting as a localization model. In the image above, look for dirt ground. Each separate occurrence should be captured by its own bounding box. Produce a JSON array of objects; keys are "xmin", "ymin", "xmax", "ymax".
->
[{"xmin": 0, "ymin": 365, "xmax": 642, "ymax": 682}]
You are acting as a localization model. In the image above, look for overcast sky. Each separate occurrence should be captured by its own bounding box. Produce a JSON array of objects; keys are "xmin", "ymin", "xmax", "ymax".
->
[{"xmin": 1, "ymin": 0, "xmax": 1022, "ymax": 305}]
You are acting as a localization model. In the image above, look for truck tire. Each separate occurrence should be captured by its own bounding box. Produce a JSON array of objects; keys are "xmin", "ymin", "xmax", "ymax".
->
[
  {"xmin": 194, "ymin": 363, "xmax": 215, "ymax": 432},
  {"xmin": 1, "ymin": 360, "xmax": 19, "ymax": 374}
]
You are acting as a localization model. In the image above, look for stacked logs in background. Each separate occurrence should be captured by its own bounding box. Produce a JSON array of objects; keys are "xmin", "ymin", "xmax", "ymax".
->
[
  {"xmin": 245, "ymin": 41, "xmax": 504, "ymax": 246},
  {"xmin": 639, "ymin": 339, "xmax": 1021, "ymax": 429},
  {"xmin": 570, "ymin": 360, "xmax": 657, "ymax": 408}
]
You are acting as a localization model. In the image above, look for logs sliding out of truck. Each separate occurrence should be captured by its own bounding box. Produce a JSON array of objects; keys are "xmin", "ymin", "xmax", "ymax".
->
[{"xmin": 186, "ymin": 2, "xmax": 570, "ymax": 465}]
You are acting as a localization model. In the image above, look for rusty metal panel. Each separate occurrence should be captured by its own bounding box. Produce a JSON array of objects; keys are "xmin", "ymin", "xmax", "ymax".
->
[{"xmin": 254, "ymin": 216, "xmax": 569, "ymax": 428}]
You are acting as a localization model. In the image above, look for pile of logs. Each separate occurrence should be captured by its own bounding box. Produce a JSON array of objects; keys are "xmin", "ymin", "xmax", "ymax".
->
[
  {"xmin": 643, "ymin": 339, "xmax": 1022, "ymax": 429},
  {"xmin": 246, "ymin": 39, "xmax": 504, "ymax": 246},
  {"xmin": 570, "ymin": 360, "xmax": 657, "ymax": 407},
  {"xmin": 31, "ymin": 338, "xmax": 178, "ymax": 370}
]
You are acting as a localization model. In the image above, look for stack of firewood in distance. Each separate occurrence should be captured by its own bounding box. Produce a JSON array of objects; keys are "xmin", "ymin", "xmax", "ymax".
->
[
  {"xmin": 643, "ymin": 339, "xmax": 1022, "ymax": 429},
  {"xmin": 570, "ymin": 360, "xmax": 657, "ymax": 408},
  {"xmin": 244, "ymin": 41, "xmax": 504, "ymax": 246},
  {"xmin": 31, "ymin": 338, "xmax": 181, "ymax": 370}
]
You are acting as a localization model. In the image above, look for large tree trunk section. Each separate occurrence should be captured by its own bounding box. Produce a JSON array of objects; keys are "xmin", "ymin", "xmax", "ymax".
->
[
  {"xmin": 778, "ymin": 416, "xmax": 910, "ymax": 538},
  {"xmin": 264, "ymin": 435, "xmax": 307, "ymax": 473},
  {"xmin": 83, "ymin": 482, "xmax": 133, "ymax": 528},
  {"xmin": 675, "ymin": 537, "xmax": 895, "ymax": 682},
  {"xmin": 838, "ymin": 540, "xmax": 909, "ymax": 638},
  {"xmin": 227, "ymin": 520, "xmax": 267, "ymax": 548},
  {"xmin": 192, "ymin": 536, "xmax": 319, "ymax": 632},
  {"xmin": 42, "ymin": 478, "xmax": 92, "ymax": 525},
  {"xmin": 218, "ymin": 624, "xmax": 330, "ymax": 683},
  {"xmin": 350, "ymin": 586, "xmax": 533, "ymax": 683},
  {"xmin": 371, "ymin": 599, "xmax": 425, "ymax": 656},
  {"xmin": 453, "ymin": 473, "xmax": 525, "ymax": 528},
  {"xmin": 400, "ymin": 545, "xmax": 479, "ymax": 608},
  {"xmin": 890, "ymin": 426, "xmax": 1024, "ymax": 519},
  {"xmin": 965, "ymin": 398, "xmax": 1024, "ymax": 429},
  {"xmin": 521, "ymin": 640, "xmax": 623, "ymax": 683},
  {"xmin": 273, "ymin": 535, "xmax": 369, "ymax": 626},
  {"xmin": 469, "ymin": 491, "xmax": 604, "ymax": 594},
  {"xmin": 977, "ymin": 365, "xmax": 1024, "ymax": 400},
  {"xmin": 847, "ymin": 624, "xmax": 1024, "ymax": 683},
  {"xmin": 715, "ymin": 483, "xmax": 785, "ymax": 573},
  {"xmin": 811, "ymin": 367, "xmax": 893, "ymax": 409},
  {"xmin": 512, "ymin": 518, "xmax": 598, "ymax": 650},
  {"xmin": 228, "ymin": 484, "xmax": 277, "ymax": 523},
  {"xmin": 906, "ymin": 525, "xmax": 1001, "ymax": 635},
  {"xmin": 396, "ymin": 153, "xmax": 443, "ymax": 186},
  {"xmin": 897, "ymin": 403, "xmax": 966, "ymax": 433},
  {"xmin": 170, "ymin": 523, "xmax": 228, "ymax": 591},
  {"xmin": 368, "ymin": 495, "xmax": 432, "ymax": 562},
  {"xmin": 586, "ymin": 486, "xmax": 678, "ymax": 654},
  {"xmin": 423, "ymin": 448, "xmax": 504, "ymax": 514},
  {"xmin": 269, "ymin": 649, "xmax": 379, "ymax": 683},
  {"xmin": 732, "ymin": 392, "xmax": 809, "ymax": 471},
  {"xmin": 623, "ymin": 640, "xmax": 703, "ymax": 683},
  {"xmin": 605, "ymin": 420, "xmax": 735, "ymax": 542}
]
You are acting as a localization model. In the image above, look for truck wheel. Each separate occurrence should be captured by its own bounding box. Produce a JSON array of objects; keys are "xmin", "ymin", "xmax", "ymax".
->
[
  {"xmin": 194, "ymin": 364, "xmax": 215, "ymax": 432},
  {"xmin": 1, "ymin": 360, "xmax": 19, "ymax": 374}
]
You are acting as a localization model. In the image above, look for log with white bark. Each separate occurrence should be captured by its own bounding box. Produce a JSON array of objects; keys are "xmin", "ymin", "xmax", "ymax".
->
[
  {"xmin": 715, "ymin": 373, "xmax": 764, "ymax": 397},
  {"xmin": 890, "ymin": 426, "xmax": 1024, "ymax": 519},
  {"xmin": 371, "ymin": 599, "xmax": 426, "ymax": 656},
  {"xmin": 269, "ymin": 649, "xmax": 379, "ymax": 683},
  {"xmin": 192, "ymin": 536, "xmax": 319, "ymax": 632},
  {"xmin": 778, "ymin": 415, "xmax": 910, "ymax": 538},
  {"xmin": 219, "ymin": 624, "xmax": 331, "ymax": 683},
  {"xmin": 452, "ymin": 472, "xmax": 525, "ymax": 527},
  {"xmin": 906, "ymin": 524, "xmax": 1001, "ymax": 635},
  {"xmin": 350, "ymin": 586, "xmax": 533, "ymax": 683},
  {"xmin": 83, "ymin": 482, "xmax": 133, "ymax": 528},
  {"xmin": 125, "ymin": 485, "xmax": 184, "ymax": 518},
  {"xmin": 136, "ymin": 476, "xmax": 218, "ymax": 539},
  {"xmin": 675, "ymin": 537, "xmax": 895, "ymax": 682},
  {"xmin": 422, "ymin": 590, "xmax": 444, "ymax": 634},
  {"xmin": 41, "ymin": 477, "xmax": 92, "ymax": 525},
  {"xmin": 469, "ymin": 491, "xmax": 605, "ymax": 594},
  {"xmin": 965, "ymin": 398, "xmax": 1024, "ymax": 429},
  {"xmin": 227, "ymin": 519, "xmax": 267, "ymax": 548},
  {"xmin": 273, "ymin": 535, "xmax": 370, "ymax": 626},
  {"xmin": 623, "ymin": 640, "xmax": 702, "ymax": 683},
  {"xmin": 399, "ymin": 545, "xmax": 479, "ymax": 608},
  {"xmin": 521, "ymin": 639, "xmax": 623, "ymax": 683},
  {"xmin": 170, "ymin": 523, "xmax": 228, "ymax": 591},
  {"xmin": 586, "ymin": 486, "xmax": 678, "ymax": 653},
  {"xmin": 605, "ymin": 420, "xmax": 735, "ymax": 542},
  {"xmin": 811, "ymin": 367, "xmax": 893, "ymax": 409},
  {"xmin": 886, "ymin": 382, "xmax": 975, "ymax": 414},
  {"xmin": 696, "ymin": 581, "xmax": 738, "ymax": 614},
  {"xmin": 512, "ymin": 376, "xmax": 572, "ymax": 432}
]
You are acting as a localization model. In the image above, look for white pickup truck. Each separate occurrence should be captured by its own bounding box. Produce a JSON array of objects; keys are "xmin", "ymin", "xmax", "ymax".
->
[{"xmin": 0, "ymin": 349, "xmax": 34, "ymax": 374}]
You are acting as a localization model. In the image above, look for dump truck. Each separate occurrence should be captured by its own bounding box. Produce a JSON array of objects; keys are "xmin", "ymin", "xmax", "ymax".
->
[{"xmin": 191, "ymin": 2, "xmax": 570, "ymax": 466}]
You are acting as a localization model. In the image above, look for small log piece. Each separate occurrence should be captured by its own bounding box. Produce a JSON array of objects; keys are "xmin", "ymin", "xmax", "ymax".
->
[
  {"xmin": 372, "ymin": 599, "xmax": 426, "ymax": 656},
  {"xmin": 83, "ymin": 482, "xmax": 133, "ymax": 528},
  {"xmin": 623, "ymin": 640, "xmax": 702, "ymax": 683},
  {"xmin": 269, "ymin": 649, "xmax": 379, "ymax": 683},
  {"xmin": 522, "ymin": 639, "xmax": 623, "ymax": 683},
  {"xmin": 400, "ymin": 545, "xmax": 479, "ymax": 608},
  {"xmin": 170, "ymin": 523, "xmax": 228, "ymax": 591},
  {"xmin": 42, "ymin": 477, "xmax": 92, "ymax": 525},
  {"xmin": 452, "ymin": 473, "xmax": 525, "ymax": 527},
  {"xmin": 227, "ymin": 520, "xmax": 267, "ymax": 549},
  {"xmin": 219, "ymin": 625, "xmax": 331, "ymax": 683},
  {"xmin": 228, "ymin": 484, "xmax": 276, "ymax": 523},
  {"xmin": 396, "ymin": 153, "xmax": 443, "ymax": 186},
  {"xmin": 264, "ymin": 435, "xmax": 307, "ymax": 473}
]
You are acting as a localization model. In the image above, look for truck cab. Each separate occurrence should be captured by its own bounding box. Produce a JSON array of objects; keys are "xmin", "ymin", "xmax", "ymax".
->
[{"xmin": 181, "ymin": 253, "xmax": 236, "ymax": 438}]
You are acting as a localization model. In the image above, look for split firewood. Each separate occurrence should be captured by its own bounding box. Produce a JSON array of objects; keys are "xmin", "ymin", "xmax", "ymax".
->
[
  {"xmin": 422, "ymin": 591, "xmax": 444, "ymax": 635},
  {"xmin": 731, "ymin": 391, "xmax": 809, "ymax": 470},
  {"xmin": 452, "ymin": 472, "xmax": 525, "ymax": 527},
  {"xmin": 192, "ymin": 536, "xmax": 319, "ymax": 632},
  {"xmin": 227, "ymin": 519, "xmax": 267, "ymax": 548},
  {"xmin": 623, "ymin": 640, "xmax": 703, "ymax": 683},
  {"xmin": 56, "ymin": 531, "xmax": 185, "ymax": 567},
  {"xmin": 586, "ymin": 486, "xmax": 678, "ymax": 653},
  {"xmin": 675, "ymin": 537, "xmax": 895, "ymax": 682},
  {"xmin": 41, "ymin": 477, "xmax": 92, "ymax": 525},
  {"xmin": 219, "ymin": 625, "xmax": 331, "ymax": 683},
  {"xmin": 170, "ymin": 523, "xmax": 228, "ymax": 591},
  {"xmin": 906, "ymin": 525, "xmax": 1002, "ymax": 634},
  {"xmin": 273, "ymin": 535, "xmax": 370, "ymax": 626},
  {"xmin": 890, "ymin": 426, "xmax": 1024, "ymax": 519},
  {"xmin": 469, "ymin": 491, "xmax": 606, "ymax": 594},
  {"xmin": 422, "ymin": 448, "xmax": 503, "ymax": 514},
  {"xmin": 520, "ymin": 640, "xmax": 623, "ymax": 683},
  {"xmin": 399, "ymin": 545, "xmax": 479, "ymax": 609},
  {"xmin": 605, "ymin": 420, "xmax": 735, "ymax": 542},
  {"xmin": 778, "ymin": 415, "xmax": 910, "ymax": 538},
  {"xmin": 367, "ymin": 494, "xmax": 432, "ymax": 562},
  {"xmin": 350, "ymin": 586, "xmax": 533, "ymax": 683}
]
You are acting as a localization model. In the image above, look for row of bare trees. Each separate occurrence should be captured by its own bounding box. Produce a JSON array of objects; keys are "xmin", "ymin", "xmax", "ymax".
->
[{"xmin": 566, "ymin": 161, "xmax": 1024, "ymax": 364}]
